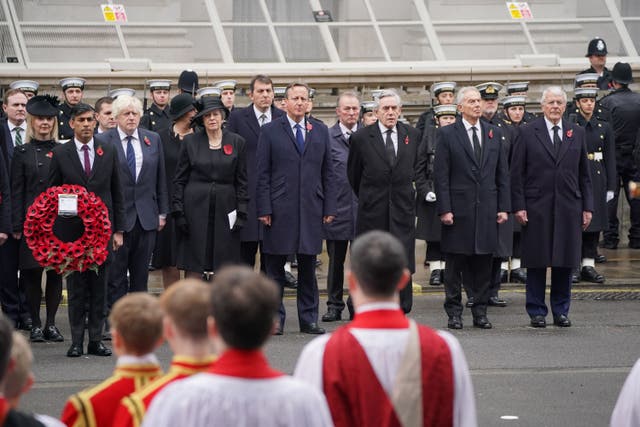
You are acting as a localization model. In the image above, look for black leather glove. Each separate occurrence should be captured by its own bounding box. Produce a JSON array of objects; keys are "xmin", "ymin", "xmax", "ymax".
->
[
  {"xmin": 232, "ymin": 214, "xmax": 246, "ymax": 232},
  {"xmin": 175, "ymin": 215, "xmax": 189, "ymax": 236}
]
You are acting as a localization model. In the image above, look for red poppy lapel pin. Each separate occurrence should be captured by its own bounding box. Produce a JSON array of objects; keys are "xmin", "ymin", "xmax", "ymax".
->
[
  {"xmin": 96, "ymin": 146, "xmax": 104, "ymax": 157},
  {"xmin": 566, "ymin": 129, "xmax": 573, "ymax": 138},
  {"xmin": 404, "ymin": 135, "xmax": 409, "ymax": 145},
  {"xmin": 46, "ymin": 152, "xmax": 53, "ymax": 158},
  {"xmin": 488, "ymin": 129, "xmax": 494, "ymax": 139},
  {"xmin": 306, "ymin": 122, "xmax": 313, "ymax": 132},
  {"xmin": 223, "ymin": 144, "xmax": 233, "ymax": 155},
  {"xmin": 144, "ymin": 136, "xmax": 151, "ymax": 146}
]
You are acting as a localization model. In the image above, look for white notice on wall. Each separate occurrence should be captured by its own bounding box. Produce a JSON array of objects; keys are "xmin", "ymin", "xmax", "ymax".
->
[{"xmin": 507, "ymin": 2, "xmax": 533, "ymax": 20}]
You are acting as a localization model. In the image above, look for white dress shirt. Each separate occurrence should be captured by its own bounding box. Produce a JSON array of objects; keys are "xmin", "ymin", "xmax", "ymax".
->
[
  {"xmin": 9, "ymin": 121, "xmax": 27, "ymax": 147},
  {"xmin": 287, "ymin": 115, "xmax": 305, "ymax": 141},
  {"xmin": 544, "ymin": 117, "xmax": 563, "ymax": 145},
  {"xmin": 461, "ymin": 118, "xmax": 482, "ymax": 149},
  {"xmin": 117, "ymin": 127, "xmax": 143, "ymax": 180},
  {"xmin": 377, "ymin": 121, "xmax": 397, "ymax": 155},
  {"xmin": 253, "ymin": 105, "xmax": 272, "ymax": 126},
  {"xmin": 339, "ymin": 122, "xmax": 357, "ymax": 140},
  {"xmin": 73, "ymin": 138, "xmax": 95, "ymax": 170}
]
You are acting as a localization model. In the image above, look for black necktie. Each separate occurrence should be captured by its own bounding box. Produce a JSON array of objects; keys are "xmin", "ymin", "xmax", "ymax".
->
[
  {"xmin": 471, "ymin": 126, "xmax": 481, "ymax": 163},
  {"xmin": 385, "ymin": 129, "xmax": 396, "ymax": 166},
  {"xmin": 552, "ymin": 125, "xmax": 562, "ymax": 155}
]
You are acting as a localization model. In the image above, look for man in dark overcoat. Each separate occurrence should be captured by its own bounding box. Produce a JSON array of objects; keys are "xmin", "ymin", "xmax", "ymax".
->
[
  {"xmin": 256, "ymin": 83, "xmax": 337, "ymax": 335},
  {"xmin": 347, "ymin": 89, "xmax": 421, "ymax": 314},
  {"xmin": 511, "ymin": 86, "xmax": 593, "ymax": 328},
  {"xmin": 434, "ymin": 86, "xmax": 510, "ymax": 330}
]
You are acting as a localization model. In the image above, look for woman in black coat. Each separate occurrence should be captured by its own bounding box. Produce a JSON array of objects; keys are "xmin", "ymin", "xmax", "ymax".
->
[
  {"xmin": 11, "ymin": 95, "xmax": 63, "ymax": 342},
  {"xmin": 151, "ymin": 94, "xmax": 196, "ymax": 288},
  {"xmin": 172, "ymin": 96, "xmax": 248, "ymax": 278}
]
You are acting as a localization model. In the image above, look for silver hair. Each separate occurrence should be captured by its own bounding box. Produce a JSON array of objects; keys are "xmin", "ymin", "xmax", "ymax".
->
[
  {"xmin": 375, "ymin": 89, "xmax": 402, "ymax": 108},
  {"xmin": 112, "ymin": 95, "xmax": 143, "ymax": 117},
  {"xmin": 336, "ymin": 90, "xmax": 361, "ymax": 106},
  {"xmin": 540, "ymin": 86, "xmax": 567, "ymax": 104},
  {"xmin": 455, "ymin": 86, "xmax": 480, "ymax": 105}
]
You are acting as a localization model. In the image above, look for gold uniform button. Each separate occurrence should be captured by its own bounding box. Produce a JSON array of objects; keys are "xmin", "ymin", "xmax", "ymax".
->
[{"xmin": 588, "ymin": 153, "xmax": 595, "ymax": 160}]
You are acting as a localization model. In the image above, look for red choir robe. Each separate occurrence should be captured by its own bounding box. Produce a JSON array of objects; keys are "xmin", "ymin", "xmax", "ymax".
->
[
  {"xmin": 60, "ymin": 362, "xmax": 162, "ymax": 427},
  {"xmin": 322, "ymin": 309, "xmax": 455, "ymax": 427},
  {"xmin": 112, "ymin": 356, "xmax": 216, "ymax": 427}
]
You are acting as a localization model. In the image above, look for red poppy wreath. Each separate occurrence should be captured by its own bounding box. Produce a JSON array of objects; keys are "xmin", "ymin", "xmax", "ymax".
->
[{"xmin": 23, "ymin": 185, "xmax": 111, "ymax": 276}]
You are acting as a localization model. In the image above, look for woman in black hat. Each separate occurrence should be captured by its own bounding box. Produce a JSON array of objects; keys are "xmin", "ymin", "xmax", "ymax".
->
[
  {"xmin": 172, "ymin": 97, "xmax": 248, "ymax": 279},
  {"xmin": 11, "ymin": 95, "xmax": 64, "ymax": 342},
  {"xmin": 151, "ymin": 94, "xmax": 197, "ymax": 288}
]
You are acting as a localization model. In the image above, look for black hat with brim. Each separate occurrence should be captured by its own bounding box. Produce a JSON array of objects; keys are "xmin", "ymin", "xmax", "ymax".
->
[
  {"xmin": 169, "ymin": 93, "xmax": 196, "ymax": 120},
  {"xmin": 194, "ymin": 97, "xmax": 229, "ymax": 120},
  {"xmin": 612, "ymin": 62, "xmax": 633, "ymax": 85},
  {"xmin": 26, "ymin": 95, "xmax": 59, "ymax": 117}
]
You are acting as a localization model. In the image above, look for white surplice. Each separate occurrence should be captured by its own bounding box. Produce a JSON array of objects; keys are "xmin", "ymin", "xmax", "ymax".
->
[{"xmin": 611, "ymin": 358, "xmax": 640, "ymax": 427}]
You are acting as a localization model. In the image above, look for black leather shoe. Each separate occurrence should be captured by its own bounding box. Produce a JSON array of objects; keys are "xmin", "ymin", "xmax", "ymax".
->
[
  {"xmin": 300, "ymin": 323, "xmax": 325, "ymax": 334},
  {"xmin": 321, "ymin": 309, "xmax": 342, "ymax": 322},
  {"xmin": 601, "ymin": 240, "xmax": 618, "ymax": 249},
  {"xmin": 465, "ymin": 297, "xmax": 474, "ymax": 308},
  {"xmin": 429, "ymin": 269, "xmax": 442, "ymax": 286},
  {"xmin": 572, "ymin": 269, "xmax": 580, "ymax": 283},
  {"xmin": 43, "ymin": 325, "xmax": 64, "ymax": 342},
  {"xmin": 595, "ymin": 253, "xmax": 606, "ymax": 263},
  {"xmin": 30, "ymin": 327, "xmax": 45, "ymax": 342},
  {"xmin": 530, "ymin": 315, "xmax": 546, "ymax": 328},
  {"xmin": 581, "ymin": 266, "xmax": 604, "ymax": 283},
  {"xmin": 87, "ymin": 341, "xmax": 112, "ymax": 356},
  {"xmin": 284, "ymin": 271, "xmax": 298, "ymax": 289},
  {"xmin": 473, "ymin": 316, "xmax": 492, "ymax": 329},
  {"xmin": 447, "ymin": 316, "xmax": 463, "ymax": 330},
  {"xmin": 67, "ymin": 344, "xmax": 83, "ymax": 357},
  {"xmin": 553, "ymin": 314, "xmax": 572, "ymax": 327},
  {"xmin": 510, "ymin": 268, "xmax": 527, "ymax": 283},
  {"xmin": 500, "ymin": 269, "xmax": 508, "ymax": 283},
  {"xmin": 488, "ymin": 296, "xmax": 507, "ymax": 307}
]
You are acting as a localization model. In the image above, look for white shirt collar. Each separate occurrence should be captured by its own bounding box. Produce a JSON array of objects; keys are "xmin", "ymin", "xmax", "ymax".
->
[
  {"xmin": 356, "ymin": 301, "xmax": 401, "ymax": 314},
  {"xmin": 253, "ymin": 105, "xmax": 271, "ymax": 122},
  {"xmin": 377, "ymin": 121, "xmax": 396, "ymax": 136},
  {"xmin": 117, "ymin": 127, "xmax": 139, "ymax": 142},
  {"xmin": 339, "ymin": 122, "xmax": 357, "ymax": 137},
  {"xmin": 117, "ymin": 353, "xmax": 160, "ymax": 366},
  {"xmin": 74, "ymin": 138, "xmax": 94, "ymax": 151},
  {"xmin": 461, "ymin": 117, "xmax": 480, "ymax": 132},
  {"xmin": 9, "ymin": 121, "xmax": 26, "ymax": 132},
  {"xmin": 544, "ymin": 117, "xmax": 562, "ymax": 133},
  {"xmin": 287, "ymin": 115, "xmax": 304, "ymax": 129}
]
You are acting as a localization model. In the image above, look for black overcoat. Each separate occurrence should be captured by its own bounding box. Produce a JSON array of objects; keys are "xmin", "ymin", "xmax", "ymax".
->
[{"xmin": 511, "ymin": 118, "xmax": 594, "ymax": 268}]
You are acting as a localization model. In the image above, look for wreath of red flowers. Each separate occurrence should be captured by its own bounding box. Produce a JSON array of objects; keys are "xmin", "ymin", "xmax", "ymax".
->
[{"xmin": 23, "ymin": 184, "xmax": 112, "ymax": 276}]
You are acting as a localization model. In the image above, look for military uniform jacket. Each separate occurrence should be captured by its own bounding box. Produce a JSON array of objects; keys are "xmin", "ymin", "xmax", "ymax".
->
[
  {"xmin": 511, "ymin": 118, "xmax": 594, "ymax": 268},
  {"xmin": 60, "ymin": 362, "xmax": 162, "ymax": 427},
  {"xmin": 415, "ymin": 124, "xmax": 441, "ymax": 242},
  {"xmin": 57, "ymin": 103, "xmax": 74, "ymax": 141},
  {"xmin": 434, "ymin": 120, "xmax": 511, "ymax": 256},
  {"xmin": 112, "ymin": 356, "xmax": 216, "ymax": 427},
  {"xmin": 140, "ymin": 104, "xmax": 171, "ymax": 133},
  {"xmin": 575, "ymin": 114, "xmax": 616, "ymax": 232},
  {"xmin": 10, "ymin": 139, "xmax": 58, "ymax": 269},
  {"xmin": 348, "ymin": 121, "xmax": 421, "ymax": 272}
]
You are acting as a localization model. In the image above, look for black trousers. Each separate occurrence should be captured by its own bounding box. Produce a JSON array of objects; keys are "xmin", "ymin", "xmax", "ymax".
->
[
  {"xmin": 240, "ymin": 241, "xmax": 266, "ymax": 272},
  {"xmin": 22, "ymin": 268, "xmax": 62, "ymax": 329},
  {"xmin": 426, "ymin": 241, "xmax": 445, "ymax": 261},
  {"xmin": 108, "ymin": 219, "xmax": 156, "ymax": 310},
  {"xmin": 488, "ymin": 257, "xmax": 503, "ymax": 298},
  {"xmin": 325, "ymin": 240, "xmax": 349, "ymax": 312},
  {"xmin": 444, "ymin": 253, "xmax": 492, "ymax": 318},
  {"xmin": 0, "ymin": 237, "xmax": 29, "ymax": 325},
  {"xmin": 264, "ymin": 253, "xmax": 319, "ymax": 328},
  {"xmin": 526, "ymin": 267, "xmax": 572, "ymax": 317},
  {"xmin": 582, "ymin": 232, "xmax": 600, "ymax": 259},
  {"xmin": 68, "ymin": 263, "xmax": 109, "ymax": 344},
  {"xmin": 513, "ymin": 232, "xmax": 522, "ymax": 258},
  {"xmin": 605, "ymin": 162, "xmax": 640, "ymax": 245}
]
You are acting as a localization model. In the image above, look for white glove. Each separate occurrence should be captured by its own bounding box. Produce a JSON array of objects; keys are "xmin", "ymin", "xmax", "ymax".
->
[
  {"xmin": 426, "ymin": 192, "xmax": 437, "ymax": 202},
  {"xmin": 606, "ymin": 191, "xmax": 614, "ymax": 203}
]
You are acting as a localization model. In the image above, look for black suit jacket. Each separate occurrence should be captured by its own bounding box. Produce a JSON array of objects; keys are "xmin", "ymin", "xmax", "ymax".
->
[
  {"xmin": 48, "ymin": 139, "xmax": 125, "ymax": 234},
  {"xmin": 0, "ymin": 118, "xmax": 16, "ymax": 171},
  {"xmin": 226, "ymin": 104, "xmax": 284, "ymax": 242},
  {"xmin": 347, "ymin": 121, "xmax": 420, "ymax": 272},
  {"xmin": 434, "ymin": 119, "xmax": 510, "ymax": 255}
]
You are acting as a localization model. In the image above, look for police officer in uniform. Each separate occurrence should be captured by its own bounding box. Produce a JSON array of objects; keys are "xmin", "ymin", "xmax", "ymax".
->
[
  {"xmin": 9, "ymin": 81, "xmax": 39, "ymax": 100},
  {"xmin": 57, "ymin": 77, "xmax": 86, "ymax": 141},
  {"xmin": 416, "ymin": 104, "xmax": 457, "ymax": 286},
  {"xmin": 568, "ymin": 88, "xmax": 616, "ymax": 282},
  {"xmin": 599, "ymin": 62, "xmax": 640, "ymax": 249},
  {"xmin": 141, "ymin": 80, "xmax": 172, "ymax": 132},
  {"xmin": 214, "ymin": 80, "xmax": 237, "ymax": 112},
  {"xmin": 578, "ymin": 37, "xmax": 613, "ymax": 91},
  {"xmin": 178, "ymin": 70, "xmax": 199, "ymax": 96},
  {"xmin": 416, "ymin": 82, "xmax": 456, "ymax": 140}
]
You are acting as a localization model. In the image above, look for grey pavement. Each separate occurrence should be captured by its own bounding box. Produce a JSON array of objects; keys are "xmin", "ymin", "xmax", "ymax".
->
[{"xmin": 18, "ymin": 287, "xmax": 640, "ymax": 427}]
